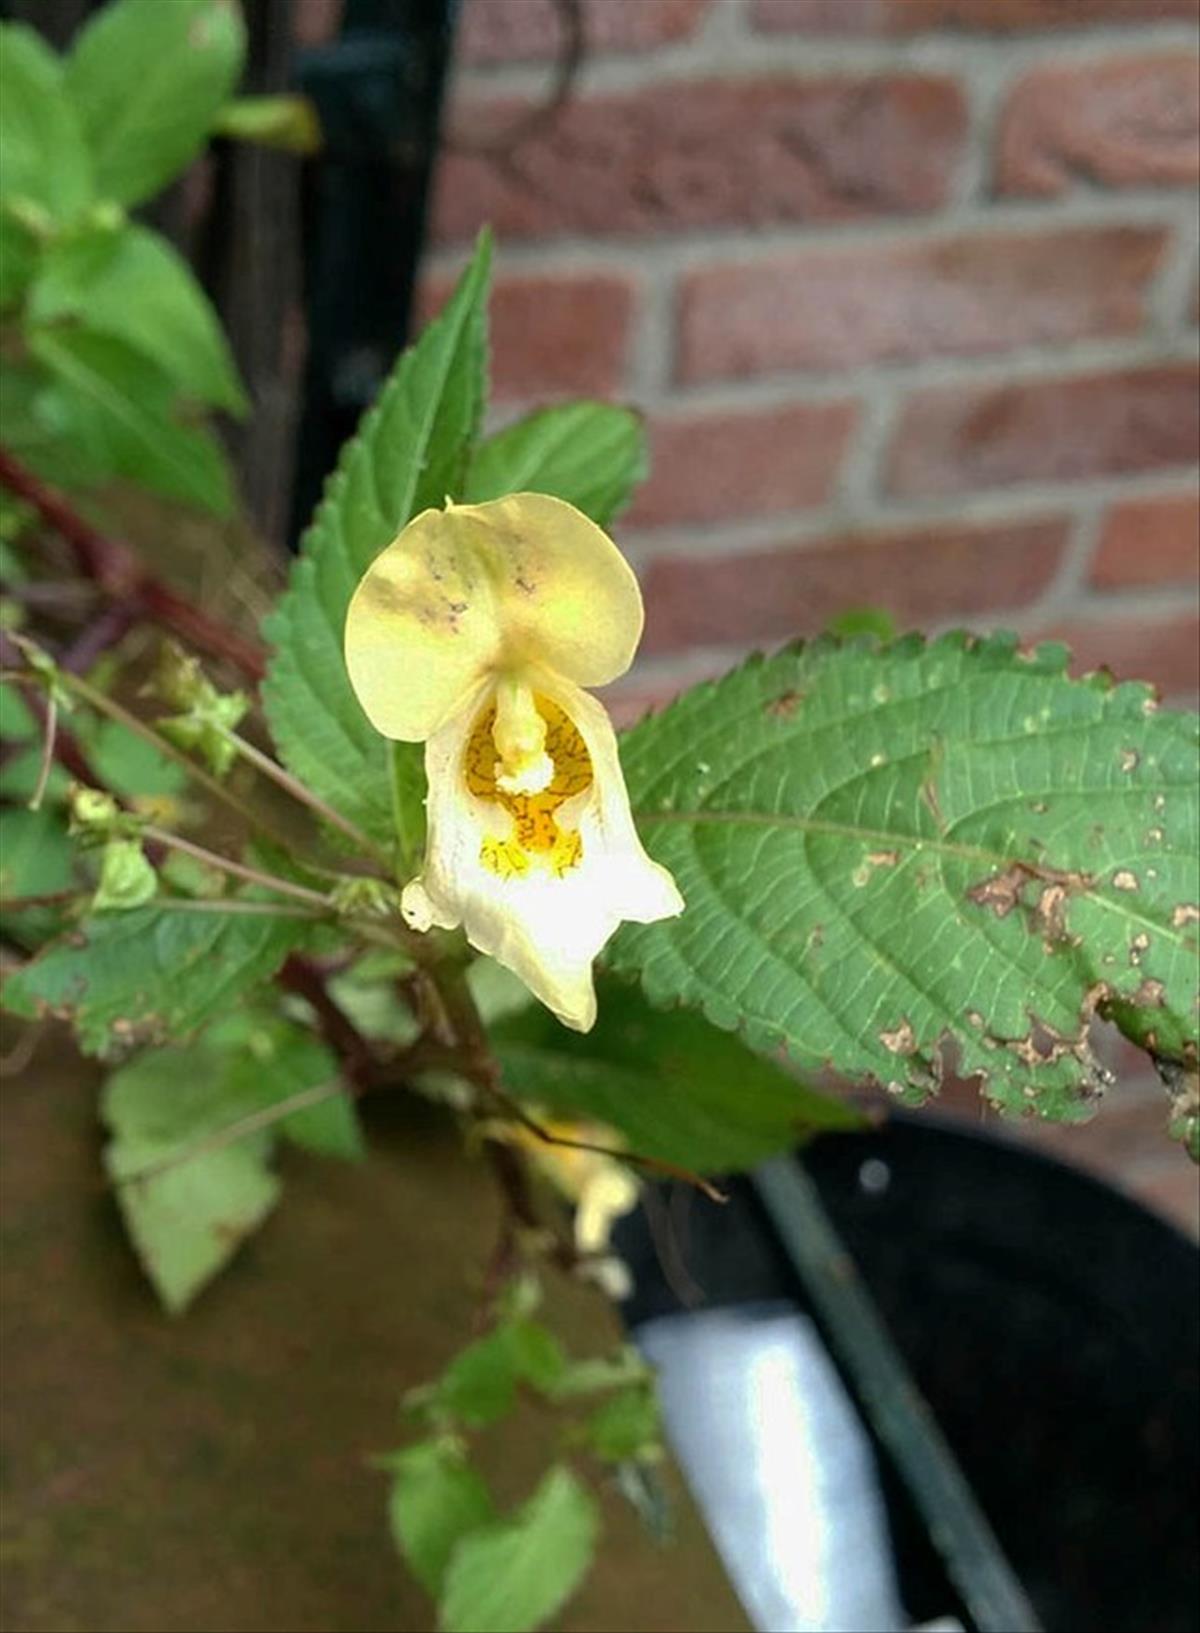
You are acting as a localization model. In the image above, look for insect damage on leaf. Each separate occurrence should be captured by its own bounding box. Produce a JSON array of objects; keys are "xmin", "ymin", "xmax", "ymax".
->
[{"xmin": 966, "ymin": 859, "xmax": 1095, "ymax": 951}]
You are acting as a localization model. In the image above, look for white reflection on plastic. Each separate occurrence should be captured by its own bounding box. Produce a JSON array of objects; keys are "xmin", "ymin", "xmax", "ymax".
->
[{"xmin": 636, "ymin": 1303, "xmax": 906, "ymax": 1633}]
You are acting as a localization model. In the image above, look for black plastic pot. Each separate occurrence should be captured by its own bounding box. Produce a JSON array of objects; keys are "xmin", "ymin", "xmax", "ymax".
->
[{"xmin": 615, "ymin": 1113, "xmax": 1199, "ymax": 1633}]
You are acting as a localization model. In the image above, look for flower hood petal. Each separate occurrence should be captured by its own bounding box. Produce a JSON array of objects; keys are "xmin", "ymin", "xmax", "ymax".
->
[{"xmin": 344, "ymin": 493, "xmax": 644, "ymax": 742}]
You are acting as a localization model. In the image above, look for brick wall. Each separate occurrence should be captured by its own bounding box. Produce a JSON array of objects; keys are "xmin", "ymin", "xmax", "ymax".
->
[{"xmin": 424, "ymin": 0, "xmax": 1200, "ymax": 724}]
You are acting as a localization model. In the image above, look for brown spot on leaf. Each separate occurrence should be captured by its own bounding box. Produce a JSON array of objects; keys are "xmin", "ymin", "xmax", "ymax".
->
[
  {"xmin": 766, "ymin": 690, "xmax": 802, "ymax": 719},
  {"xmin": 1112, "ymin": 870, "xmax": 1139, "ymax": 892},
  {"xmin": 879, "ymin": 1018, "xmax": 916, "ymax": 1056},
  {"xmin": 966, "ymin": 860, "xmax": 1093, "ymax": 941},
  {"xmin": 919, "ymin": 774, "xmax": 946, "ymax": 834},
  {"xmin": 867, "ymin": 850, "xmax": 899, "ymax": 868},
  {"xmin": 1134, "ymin": 978, "xmax": 1166, "ymax": 1008},
  {"xmin": 1119, "ymin": 748, "xmax": 1139, "ymax": 772},
  {"xmin": 1173, "ymin": 903, "xmax": 1200, "ymax": 928}
]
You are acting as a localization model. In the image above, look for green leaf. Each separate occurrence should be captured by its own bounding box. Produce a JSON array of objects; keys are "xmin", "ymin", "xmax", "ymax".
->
[
  {"xmin": 609, "ymin": 634, "xmax": 1200, "ymax": 1120},
  {"xmin": 32, "ymin": 223, "xmax": 247, "ymax": 413},
  {"xmin": 262, "ymin": 233, "xmax": 492, "ymax": 848},
  {"xmin": 27, "ymin": 327, "xmax": 233, "ymax": 515},
  {"xmin": 2, "ymin": 903, "xmax": 317, "ymax": 1055},
  {"xmin": 0, "ymin": 679, "xmax": 35, "ymax": 740},
  {"xmin": 213, "ymin": 1012, "xmax": 364, "ymax": 1161},
  {"xmin": 506, "ymin": 1320, "xmax": 568, "ymax": 1394},
  {"xmin": 494, "ymin": 975, "xmax": 860, "ymax": 1174},
  {"xmin": 0, "ymin": 23, "xmax": 93, "ymax": 222},
  {"xmin": 388, "ymin": 1442, "xmax": 495, "ymax": 1598},
  {"xmin": 0, "ymin": 806, "xmax": 77, "ymax": 946},
  {"xmin": 0, "ymin": 360, "xmax": 111, "ymax": 490},
  {"xmin": 66, "ymin": 0, "xmax": 245, "ymax": 207},
  {"xmin": 435, "ymin": 1330, "xmax": 520, "ymax": 1429},
  {"xmin": 72, "ymin": 715, "xmax": 187, "ymax": 802},
  {"xmin": 439, "ymin": 1466, "xmax": 598, "ymax": 1633},
  {"xmin": 93, "ymin": 837, "xmax": 157, "ymax": 910},
  {"xmin": 101, "ymin": 1043, "xmax": 280, "ymax": 1312},
  {"xmin": 827, "ymin": 607, "xmax": 897, "ymax": 642},
  {"xmin": 584, "ymin": 1384, "xmax": 661, "ymax": 1464},
  {"xmin": 0, "ymin": 209, "xmax": 39, "ymax": 310},
  {"xmin": 464, "ymin": 403, "xmax": 646, "ymax": 528},
  {"xmin": 214, "ymin": 93, "xmax": 320, "ymax": 154}
]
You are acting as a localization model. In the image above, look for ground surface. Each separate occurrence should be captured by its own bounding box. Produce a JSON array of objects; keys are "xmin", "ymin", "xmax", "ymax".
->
[{"xmin": 0, "ymin": 1037, "xmax": 746, "ymax": 1633}]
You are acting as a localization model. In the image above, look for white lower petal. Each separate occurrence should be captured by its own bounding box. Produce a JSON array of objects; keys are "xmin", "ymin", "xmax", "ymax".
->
[{"xmin": 408, "ymin": 672, "xmax": 683, "ymax": 1031}]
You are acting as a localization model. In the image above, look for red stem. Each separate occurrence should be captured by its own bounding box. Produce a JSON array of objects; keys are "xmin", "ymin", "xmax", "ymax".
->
[{"xmin": 0, "ymin": 449, "xmax": 265, "ymax": 681}]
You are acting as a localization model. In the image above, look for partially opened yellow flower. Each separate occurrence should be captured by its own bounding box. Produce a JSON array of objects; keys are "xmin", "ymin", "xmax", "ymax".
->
[{"xmin": 344, "ymin": 492, "xmax": 683, "ymax": 1030}]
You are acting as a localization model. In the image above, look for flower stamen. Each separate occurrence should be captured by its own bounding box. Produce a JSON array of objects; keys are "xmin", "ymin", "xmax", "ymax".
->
[{"xmin": 466, "ymin": 694, "xmax": 592, "ymax": 878}]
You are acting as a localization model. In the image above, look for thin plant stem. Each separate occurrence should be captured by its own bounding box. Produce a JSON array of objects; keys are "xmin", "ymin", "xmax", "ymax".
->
[
  {"xmin": 753, "ymin": 1157, "xmax": 1043, "ymax": 1633},
  {"xmin": 222, "ymin": 727, "xmax": 392, "ymax": 869},
  {"xmin": 148, "ymin": 897, "xmax": 328, "ymax": 919},
  {"xmin": 436, "ymin": 964, "xmax": 726, "ymax": 1202},
  {"xmin": 28, "ymin": 694, "xmax": 56, "ymax": 811},
  {"xmin": 45, "ymin": 666, "xmax": 314, "ymax": 858},
  {"xmin": 142, "ymin": 826, "xmax": 330, "ymax": 911},
  {"xmin": 112, "ymin": 1079, "xmax": 351, "ymax": 1187},
  {"xmin": 0, "ymin": 890, "xmax": 81, "ymax": 912}
]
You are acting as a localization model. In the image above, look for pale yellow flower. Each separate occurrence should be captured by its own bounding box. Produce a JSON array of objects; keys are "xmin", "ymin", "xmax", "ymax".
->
[
  {"xmin": 511, "ymin": 1118, "xmax": 641, "ymax": 1258},
  {"xmin": 344, "ymin": 493, "xmax": 683, "ymax": 1030}
]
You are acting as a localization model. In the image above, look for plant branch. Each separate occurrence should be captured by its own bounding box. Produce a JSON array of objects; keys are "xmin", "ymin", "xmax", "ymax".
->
[
  {"xmin": 141, "ymin": 825, "xmax": 330, "ymax": 911},
  {"xmin": 0, "ymin": 448, "xmax": 265, "ymax": 680},
  {"xmin": 28, "ymin": 694, "xmax": 57, "ymax": 811},
  {"xmin": 221, "ymin": 727, "xmax": 392, "ymax": 869},
  {"xmin": 112, "ymin": 1078, "xmax": 352, "ymax": 1188},
  {"xmin": 278, "ymin": 954, "xmax": 381, "ymax": 1091}
]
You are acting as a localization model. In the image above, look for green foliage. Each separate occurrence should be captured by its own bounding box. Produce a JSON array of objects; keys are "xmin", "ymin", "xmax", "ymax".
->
[
  {"xmin": 32, "ymin": 222, "xmax": 247, "ymax": 414},
  {"xmin": 387, "ymin": 1442, "xmax": 496, "ymax": 1598},
  {"xmin": 0, "ymin": 24, "xmax": 94, "ymax": 224},
  {"xmin": 102, "ymin": 1042, "xmax": 281, "ymax": 1312},
  {"xmin": 27, "ymin": 327, "xmax": 233, "ymax": 516},
  {"xmin": 210, "ymin": 1011, "xmax": 365, "ymax": 1161},
  {"xmin": 1, "ymin": 3, "xmax": 245, "ymax": 516},
  {"xmin": 262, "ymin": 234, "xmax": 493, "ymax": 849},
  {"xmin": 93, "ymin": 836, "xmax": 157, "ymax": 910},
  {"xmin": 214, "ymin": 93, "xmax": 321, "ymax": 154},
  {"xmin": 101, "ymin": 1013, "xmax": 361, "ymax": 1310},
  {"xmin": 2, "ymin": 903, "xmax": 319, "ymax": 1054},
  {"xmin": 439, "ymin": 1466, "xmax": 598, "ymax": 1633},
  {"xmin": 465, "ymin": 403, "xmax": 646, "ymax": 527},
  {"xmin": 611, "ymin": 634, "xmax": 1200, "ymax": 1120},
  {"xmin": 0, "ymin": 806, "xmax": 77, "ymax": 945},
  {"xmin": 65, "ymin": 0, "xmax": 245, "ymax": 206},
  {"xmin": 494, "ymin": 974, "xmax": 860, "ymax": 1173},
  {"xmin": 153, "ymin": 644, "xmax": 249, "ymax": 775},
  {"xmin": 418, "ymin": 1318, "xmax": 567, "ymax": 1430},
  {"xmin": 583, "ymin": 1383, "xmax": 661, "ymax": 1464},
  {"xmin": 73, "ymin": 714, "xmax": 187, "ymax": 802}
]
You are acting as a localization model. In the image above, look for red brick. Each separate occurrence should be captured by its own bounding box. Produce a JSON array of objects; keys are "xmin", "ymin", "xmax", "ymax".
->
[
  {"xmin": 678, "ymin": 226, "xmax": 1166, "ymax": 383},
  {"xmin": 293, "ymin": 0, "xmax": 342, "ymax": 45},
  {"xmin": 417, "ymin": 269, "xmax": 633, "ymax": 400},
  {"xmin": 1036, "ymin": 612, "xmax": 1200, "ymax": 695},
  {"xmin": 998, "ymin": 53, "xmax": 1200, "ymax": 197},
  {"xmin": 887, "ymin": 365, "xmax": 1200, "ymax": 499},
  {"xmin": 432, "ymin": 76, "xmax": 967, "ymax": 244},
  {"xmin": 752, "ymin": 0, "xmax": 1198, "ymax": 34},
  {"xmin": 624, "ymin": 401, "xmax": 858, "ymax": 530},
  {"xmin": 1091, "ymin": 494, "xmax": 1200, "ymax": 590},
  {"xmin": 457, "ymin": 0, "xmax": 714, "ymax": 64},
  {"xmin": 640, "ymin": 517, "xmax": 1067, "ymax": 655}
]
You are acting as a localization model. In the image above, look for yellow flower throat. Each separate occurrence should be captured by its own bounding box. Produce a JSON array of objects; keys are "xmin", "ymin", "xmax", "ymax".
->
[{"xmin": 465, "ymin": 695, "xmax": 592, "ymax": 879}]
